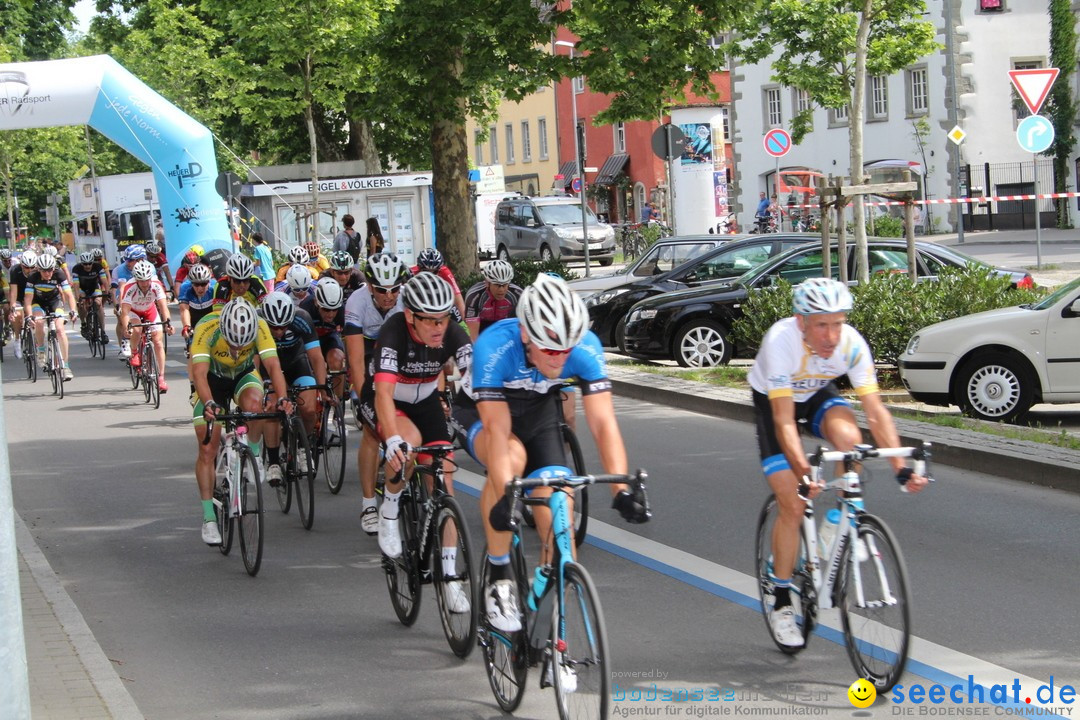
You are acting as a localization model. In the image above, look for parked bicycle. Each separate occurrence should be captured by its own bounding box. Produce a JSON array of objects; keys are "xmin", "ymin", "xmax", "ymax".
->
[
  {"xmin": 754, "ymin": 442, "xmax": 933, "ymax": 692},
  {"xmin": 479, "ymin": 469, "xmax": 650, "ymax": 719},
  {"xmin": 203, "ymin": 409, "xmax": 283, "ymax": 576},
  {"xmin": 126, "ymin": 320, "xmax": 168, "ymax": 409},
  {"xmin": 381, "ymin": 443, "xmax": 478, "ymax": 659}
]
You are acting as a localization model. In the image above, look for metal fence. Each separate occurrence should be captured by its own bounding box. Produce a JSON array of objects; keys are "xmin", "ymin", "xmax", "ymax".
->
[{"xmin": 959, "ymin": 159, "xmax": 1057, "ymax": 231}]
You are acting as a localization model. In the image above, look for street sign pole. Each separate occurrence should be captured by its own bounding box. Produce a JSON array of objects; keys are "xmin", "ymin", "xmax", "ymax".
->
[
  {"xmin": 665, "ymin": 124, "xmax": 675, "ymax": 236},
  {"xmin": 1034, "ymin": 153, "xmax": 1041, "ymax": 269}
]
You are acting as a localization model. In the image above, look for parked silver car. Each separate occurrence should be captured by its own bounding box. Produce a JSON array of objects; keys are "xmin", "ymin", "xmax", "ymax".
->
[{"xmin": 494, "ymin": 196, "xmax": 616, "ymax": 265}]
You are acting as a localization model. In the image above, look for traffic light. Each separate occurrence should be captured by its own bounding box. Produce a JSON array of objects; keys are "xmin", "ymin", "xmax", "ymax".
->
[
  {"xmin": 0, "ymin": 219, "xmax": 9, "ymax": 240},
  {"xmin": 39, "ymin": 208, "xmax": 48, "ymax": 225}
]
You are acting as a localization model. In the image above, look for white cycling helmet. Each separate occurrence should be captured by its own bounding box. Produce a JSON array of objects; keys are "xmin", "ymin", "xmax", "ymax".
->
[
  {"xmin": 36, "ymin": 253, "xmax": 57, "ymax": 271},
  {"xmin": 482, "ymin": 260, "xmax": 514, "ymax": 285},
  {"xmin": 145, "ymin": 241, "xmax": 162, "ymax": 255},
  {"xmin": 41, "ymin": 244, "xmax": 58, "ymax": 257},
  {"xmin": 19, "ymin": 250, "xmax": 37, "ymax": 268},
  {"xmin": 285, "ymin": 263, "xmax": 313, "ymax": 293},
  {"xmin": 219, "ymin": 298, "xmax": 259, "ymax": 346},
  {"xmin": 132, "ymin": 260, "xmax": 156, "ymax": 281},
  {"xmin": 78, "ymin": 251, "xmax": 94, "ymax": 264},
  {"xmin": 188, "ymin": 263, "xmax": 213, "ymax": 284},
  {"xmin": 260, "ymin": 291, "xmax": 296, "ymax": 327},
  {"xmin": 792, "ymin": 277, "xmax": 853, "ymax": 315},
  {"xmin": 403, "ymin": 272, "xmax": 455, "ymax": 315},
  {"xmin": 516, "ymin": 273, "xmax": 589, "ymax": 351},
  {"xmin": 364, "ymin": 252, "xmax": 408, "ymax": 288},
  {"xmin": 313, "ymin": 277, "xmax": 344, "ymax": 310},
  {"xmin": 288, "ymin": 245, "xmax": 309, "ymax": 265},
  {"xmin": 225, "ymin": 253, "xmax": 255, "ymax": 280}
]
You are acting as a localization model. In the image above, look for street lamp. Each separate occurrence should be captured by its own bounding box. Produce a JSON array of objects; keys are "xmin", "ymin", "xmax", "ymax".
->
[{"xmin": 555, "ymin": 39, "xmax": 591, "ymax": 277}]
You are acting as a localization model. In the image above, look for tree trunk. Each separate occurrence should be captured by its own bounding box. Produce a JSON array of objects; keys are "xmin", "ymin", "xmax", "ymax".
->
[
  {"xmin": 305, "ymin": 56, "xmax": 320, "ymax": 245},
  {"xmin": 429, "ymin": 49, "xmax": 478, "ymax": 278},
  {"xmin": 850, "ymin": 1, "xmax": 872, "ymax": 283},
  {"xmin": 346, "ymin": 110, "xmax": 383, "ymax": 175},
  {"xmin": 1048, "ymin": 0, "xmax": 1077, "ymax": 228}
]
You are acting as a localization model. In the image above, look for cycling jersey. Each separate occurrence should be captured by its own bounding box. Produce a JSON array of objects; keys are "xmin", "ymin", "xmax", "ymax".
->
[
  {"xmin": 372, "ymin": 313, "xmax": 472, "ymax": 405},
  {"xmin": 298, "ymin": 295, "xmax": 345, "ymax": 354},
  {"xmin": 25, "ymin": 268, "xmax": 72, "ymax": 310},
  {"xmin": 275, "ymin": 262, "xmax": 319, "ymax": 283},
  {"xmin": 410, "ymin": 265, "xmax": 461, "ymax": 296},
  {"xmin": 190, "ymin": 312, "xmax": 278, "ymax": 380},
  {"xmin": 343, "ymin": 286, "xmax": 403, "ymax": 350},
  {"xmin": 470, "ymin": 318, "xmax": 611, "ymax": 412},
  {"xmin": 269, "ymin": 306, "xmax": 321, "ymax": 359},
  {"xmin": 177, "ymin": 278, "xmax": 217, "ymax": 326},
  {"xmin": 71, "ymin": 263, "xmax": 108, "ymax": 296},
  {"xmin": 9, "ymin": 265, "xmax": 32, "ymax": 300},
  {"xmin": 747, "ymin": 316, "xmax": 879, "ymax": 402},
  {"xmin": 121, "ymin": 279, "xmax": 167, "ymax": 322},
  {"xmin": 212, "ymin": 276, "xmax": 268, "ymax": 307},
  {"xmin": 111, "ymin": 262, "xmax": 136, "ymax": 289},
  {"xmin": 463, "ymin": 281, "xmax": 523, "ymax": 334},
  {"xmin": 307, "ymin": 256, "xmax": 330, "ymax": 274},
  {"xmin": 146, "ymin": 251, "xmax": 169, "ymax": 270}
]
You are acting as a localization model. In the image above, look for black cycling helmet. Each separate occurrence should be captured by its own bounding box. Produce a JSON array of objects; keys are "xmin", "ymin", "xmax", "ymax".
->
[{"xmin": 416, "ymin": 247, "xmax": 444, "ymax": 272}]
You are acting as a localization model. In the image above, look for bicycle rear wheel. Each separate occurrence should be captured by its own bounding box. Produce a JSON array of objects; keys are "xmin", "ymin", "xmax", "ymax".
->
[
  {"xmin": 838, "ymin": 513, "xmax": 911, "ymax": 692},
  {"xmin": 236, "ymin": 445, "xmax": 264, "ymax": 576},
  {"xmin": 128, "ymin": 353, "xmax": 140, "ymax": 389},
  {"xmin": 431, "ymin": 495, "xmax": 477, "ymax": 658},
  {"xmin": 48, "ymin": 342, "xmax": 60, "ymax": 396},
  {"xmin": 213, "ymin": 456, "xmax": 234, "ymax": 556},
  {"xmin": 322, "ymin": 399, "xmax": 347, "ymax": 494},
  {"xmin": 273, "ymin": 437, "xmax": 293, "ymax": 514},
  {"xmin": 479, "ymin": 542, "xmax": 529, "ymax": 712},
  {"xmin": 22, "ymin": 328, "xmax": 35, "ymax": 381},
  {"xmin": 384, "ymin": 489, "xmax": 421, "ymax": 625},
  {"xmin": 754, "ymin": 494, "xmax": 815, "ymax": 654},
  {"xmin": 553, "ymin": 562, "xmax": 609, "ymax": 720},
  {"xmin": 288, "ymin": 416, "xmax": 315, "ymax": 530},
  {"xmin": 562, "ymin": 425, "xmax": 589, "ymax": 547}
]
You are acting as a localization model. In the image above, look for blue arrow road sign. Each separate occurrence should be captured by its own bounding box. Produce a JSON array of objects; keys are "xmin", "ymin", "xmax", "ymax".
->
[{"xmin": 1016, "ymin": 115, "xmax": 1054, "ymax": 154}]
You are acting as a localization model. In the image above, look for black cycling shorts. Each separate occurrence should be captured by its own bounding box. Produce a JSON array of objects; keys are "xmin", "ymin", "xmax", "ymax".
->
[
  {"xmin": 753, "ymin": 383, "xmax": 851, "ymax": 475},
  {"xmin": 453, "ymin": 392, "xmax": 565, "ymax": 475}
]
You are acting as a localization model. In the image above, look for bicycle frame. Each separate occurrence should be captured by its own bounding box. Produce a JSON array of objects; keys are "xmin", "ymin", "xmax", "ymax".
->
[{"xmin": 799, "ymin": 444, "xmax": 931, "ymax": 611}]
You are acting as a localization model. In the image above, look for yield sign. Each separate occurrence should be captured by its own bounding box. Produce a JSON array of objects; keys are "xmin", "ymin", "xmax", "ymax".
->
[{"xmin": 1009, "ymin": 68, "xmax": 1059, "ymax": 115}]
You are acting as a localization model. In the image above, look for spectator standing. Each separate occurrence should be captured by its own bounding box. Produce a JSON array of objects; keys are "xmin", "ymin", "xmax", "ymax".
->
[
  {"xmin": 365, "ymin": 217, "xmax": 385, "ymax": 257},
  {"xmin": 251, "ymin": 233, "xmax": 275, "ymax": 283},
  {"xmin": 333, "ymin": 214, "xmax": 364, "ymax": 263}
]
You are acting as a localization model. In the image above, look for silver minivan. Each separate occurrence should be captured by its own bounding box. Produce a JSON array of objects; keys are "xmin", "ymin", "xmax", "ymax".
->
[{"xmin": 494, "ymin": 196, "xmax": 617, "ymax": 265}]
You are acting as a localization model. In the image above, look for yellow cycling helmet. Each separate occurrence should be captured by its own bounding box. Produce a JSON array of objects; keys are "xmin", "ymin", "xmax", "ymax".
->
[{"xmin": 190, "ymin": 244, "xmax": 205, "ymax": 256}]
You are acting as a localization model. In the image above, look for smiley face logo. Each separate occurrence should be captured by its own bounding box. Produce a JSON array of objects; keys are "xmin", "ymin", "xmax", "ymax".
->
[{"xmin": 848, "ymin": 678, "xmax": 877, "ymax": 708}]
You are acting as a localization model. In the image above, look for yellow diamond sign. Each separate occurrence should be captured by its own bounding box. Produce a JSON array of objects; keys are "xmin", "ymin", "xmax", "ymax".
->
[{"xmin": 948, "ymin": 126, "xmax": 966, "ymax": 145}]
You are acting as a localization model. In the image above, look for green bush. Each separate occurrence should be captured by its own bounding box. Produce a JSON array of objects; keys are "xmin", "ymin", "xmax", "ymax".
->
[
  {"xmin": 870, "ymin": 215, "xmax": 905, "ymax": 237},
  {"xmin": 731, "ymin": 266, "xmax": 1043, "ymax": 365},
  {"xmin": 457, "ymin": 256, "xmax": 578, "ymax": 292}
]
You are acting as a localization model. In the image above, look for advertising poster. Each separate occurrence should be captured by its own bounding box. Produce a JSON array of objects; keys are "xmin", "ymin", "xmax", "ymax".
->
[{"xmin": 679, "ymin": 123, "xmax": 712, "ymax": 166}]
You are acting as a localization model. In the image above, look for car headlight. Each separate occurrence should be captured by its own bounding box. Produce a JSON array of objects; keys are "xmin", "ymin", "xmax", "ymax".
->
[
  {"xmin": 553, "ymin": 226, "xmax": 575, "ymax": 239},
  {"xmin": 628, "ymin": 308, "xmax": 657, "ymax": 323},
  {"xmin": 585, "ymin": 288, "xmax": 628, "ymax": 307},
  {"xmin": 906, "ymin": 335, "xmax": 920, "ymax": 355}
]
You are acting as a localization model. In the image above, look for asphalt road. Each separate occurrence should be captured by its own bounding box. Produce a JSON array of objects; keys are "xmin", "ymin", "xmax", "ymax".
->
[{"xmin": 5, "ymin": 331, "xmax": 1079, "ymax": 720}]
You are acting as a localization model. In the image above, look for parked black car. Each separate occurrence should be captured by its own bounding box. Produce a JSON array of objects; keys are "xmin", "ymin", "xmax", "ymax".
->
[
  {"xmin": 585, "ymin": 233, "xmax": 816, "ymax": 350},
  {"xmin": 621, "ymin": 239, "xmax": 1035, "ymax": 367}
]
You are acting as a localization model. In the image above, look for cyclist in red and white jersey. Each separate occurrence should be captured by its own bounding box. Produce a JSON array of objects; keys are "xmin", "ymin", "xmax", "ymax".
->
[{"xmin": 119, "ymin": 260, "xmax": 175, "ymax": 393}]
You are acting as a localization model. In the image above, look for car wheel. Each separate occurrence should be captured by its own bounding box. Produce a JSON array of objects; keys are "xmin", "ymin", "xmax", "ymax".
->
[
  {"xmin": 540, "ymin": 244, "xmax": 555, "ymax": 262},
  {"xmin": 497, "ymin": 245, "xmax": 511, "ymax": 263},
  {"xmin": 599, "ymin": 258, "xmax": 613, "ymax": 267},
  {"xmin": 614, "ymin": 316, "xmax": 628, "ymax": 354},
  {"xmin": 674, "ymin": 320, "xmax": 732, "ymax": 368},
  {"xmin": 955, "ymin": 351, "xmax": 1035, "ymax": 423}
]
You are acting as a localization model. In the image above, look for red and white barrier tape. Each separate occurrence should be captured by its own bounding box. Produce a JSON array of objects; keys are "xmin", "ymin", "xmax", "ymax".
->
[{"xmin": 785, "ymin": 190, "xmax": 1080, "ymax": 210}]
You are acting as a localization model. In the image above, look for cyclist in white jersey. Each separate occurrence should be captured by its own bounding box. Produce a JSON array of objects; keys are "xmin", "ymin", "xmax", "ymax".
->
[
  {"xmin": 120, "ymin": 260, "xmax": 175, "ymax": 393},
  {"xmin": 343, "ymin": 252, "xmax": 409, "ymax": 534},
  {"xmin": 748, "ymin": 277, "xmax": 927, "ymax": 649}
]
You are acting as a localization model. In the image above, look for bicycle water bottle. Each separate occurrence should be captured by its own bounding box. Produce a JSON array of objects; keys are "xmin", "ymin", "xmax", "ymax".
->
[
  {"xmin": 818, "ymin": 508, "xmax": 841, "ymax": 559},
  {"xmin": 528, "ymin": 565, "xmax": 550, "ymax": 612}
]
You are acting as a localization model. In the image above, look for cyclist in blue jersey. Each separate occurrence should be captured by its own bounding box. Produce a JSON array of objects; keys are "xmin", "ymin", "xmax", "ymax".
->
[
  {"xmin": 454, "ymin": 273, "xmax": 649, "ymax": 632},
  {"xmin": 112, "ymin": 245, "xmax": 145, "ymax": 357},
  {"xmin": 178, "ymin": 263, "xmax": 217, "ymax": 398},
  {"xmin": 749, "ymin": 277, "xmax": 928, "ymax": 648}
]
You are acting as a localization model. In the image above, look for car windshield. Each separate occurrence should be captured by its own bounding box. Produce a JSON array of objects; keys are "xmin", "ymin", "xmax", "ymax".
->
[
  {"xmin": 537, "ymin": 203, "xmax": 598, "ymax": 225},
  {"xmin": 924, "ymin": 244, "xmax": 990, "ymax": 270},
  {"xmin": 1031, "ymin": 275, "xmax": 1080, "ymax": 310}
]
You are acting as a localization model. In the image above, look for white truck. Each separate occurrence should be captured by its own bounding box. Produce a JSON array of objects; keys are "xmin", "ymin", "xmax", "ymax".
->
[{"xmin": 68, "ymin": 171, "xmax": 161, "ymax": 265}]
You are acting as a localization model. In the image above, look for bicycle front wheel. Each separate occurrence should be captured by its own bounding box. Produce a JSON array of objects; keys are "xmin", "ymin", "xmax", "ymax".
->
[
  {"xmin": 274, "ymin": 438, "xmax": 293, "ymax": 514},
  {"xmin": 431, "ymin": 496, "xmax": 477, "ymax": 658},
  {"xmin": 553, "ymin": 562, "xmax": 609, "ymax": 720},
  {"xmin": 479, "ymin": 543, "xmax": 529, "ymax": 712},
  {"xmin": 146, "ymin": 349, "xmax": 160, "ymax": 409},
  {"xmin": 23, "ymin": 330, "xmax": 35, "ymax": 381},
  {"xmin": 289, "ymin": 417, "xmax": 315, "ymax": 530},
  {"xmin": 838, "ymin": 513, "xmax": 911, "ymax": 693},
  {"xmin": 213, "ymin": 462, "xmax": 234, "ymax": 556},
  {"xmin": 48, "ymin": 343, "xmax": 60, "ymax": 396},
  {"xmin": 754, "ymin": 494, "xmax": 815, "ymax": 654},
  {"xmin": 236, "ymin": 446, "xmax": 264, "ymax": 576},
  {"xmin": 322, "ymin": 400, "xmax": 347, "ymax": 494},
  {"xmin": 384, "ymin": 491, "xmax": 421, "ymax": 625}
]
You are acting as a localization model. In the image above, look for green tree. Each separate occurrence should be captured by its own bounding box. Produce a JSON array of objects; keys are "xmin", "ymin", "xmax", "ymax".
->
[
  {"xmin": 1046, "ymin": 0, "xmax": 1076, "ymax": 229},
  {"xmin": 733, "ymin": 0, "xmax": 939, "ymax": 281}
]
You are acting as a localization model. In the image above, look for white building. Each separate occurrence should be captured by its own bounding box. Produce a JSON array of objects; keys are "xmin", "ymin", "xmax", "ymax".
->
[{"xmin": 730, "ymin": 1, "xmax": 1064, "ymax": 233}]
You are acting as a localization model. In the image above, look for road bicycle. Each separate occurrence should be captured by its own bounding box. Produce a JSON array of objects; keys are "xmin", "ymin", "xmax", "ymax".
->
[
  {"xmin": 381, "ymin": 442, "xmax": 478, "ymax": 658},
  {"xmin": 38, "ymin": 312, "xmax": 71, "ymax": 398},
  {"xmin": 479, "ymin": 469, "xmax": 650, "ymax": 720},
  {"xmin": 266, "ymin": 383, "xmax": 316, "ymax": 530},
  {"xmin": 20, "ymin": 317, "xmax": 36, "ymax": 382},
  {"xmin": 126, "ymin": 321, "xmax": 168, "ymax": 409},
  {"xmin": 80, "ymin": 297, "xmax": 108, "ymax": 359},
  {"xmin": 754, "ymin": 442, "xmax": 933, "ymax": 692},
  {"xmin": 203, "ymin": 409, "xmax": 283, "ymax": 576},
  {"xmin": 0, "ymin": 307, "xmax": 9, "ymax": 364},
  {"xmin": 313, "ymin": 368, "xmax": 348, "ymax": 494}
]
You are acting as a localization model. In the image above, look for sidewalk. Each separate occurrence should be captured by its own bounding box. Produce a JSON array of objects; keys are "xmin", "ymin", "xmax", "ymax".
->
[{"xmin": 16, "ymin": 513, "xmax": 143, "ymax": 720}]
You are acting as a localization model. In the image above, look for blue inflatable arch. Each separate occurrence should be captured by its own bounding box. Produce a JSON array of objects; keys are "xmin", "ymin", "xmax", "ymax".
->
[{"xmin": 0, "ymin": 55, "xmax": 230, "ymax": 271}]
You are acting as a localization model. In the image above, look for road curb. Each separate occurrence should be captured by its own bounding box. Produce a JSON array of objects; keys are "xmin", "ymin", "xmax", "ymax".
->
[{"xmin": 609, "ymin": 369, "xmax": 1080, "ymax": 494}]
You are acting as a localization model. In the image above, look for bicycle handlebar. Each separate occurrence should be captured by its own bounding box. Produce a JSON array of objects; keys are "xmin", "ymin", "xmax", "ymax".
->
[
  {"xmin": 508, "ymin": 469, "xmax": 651, "ymax": 520},
  {"xmin": 201, "ymin": 410, "xmax": 287, "ymax": 445},
  {"xmin": 801, "ymin": 442, "xmax": 935, "ymax": 494}
]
